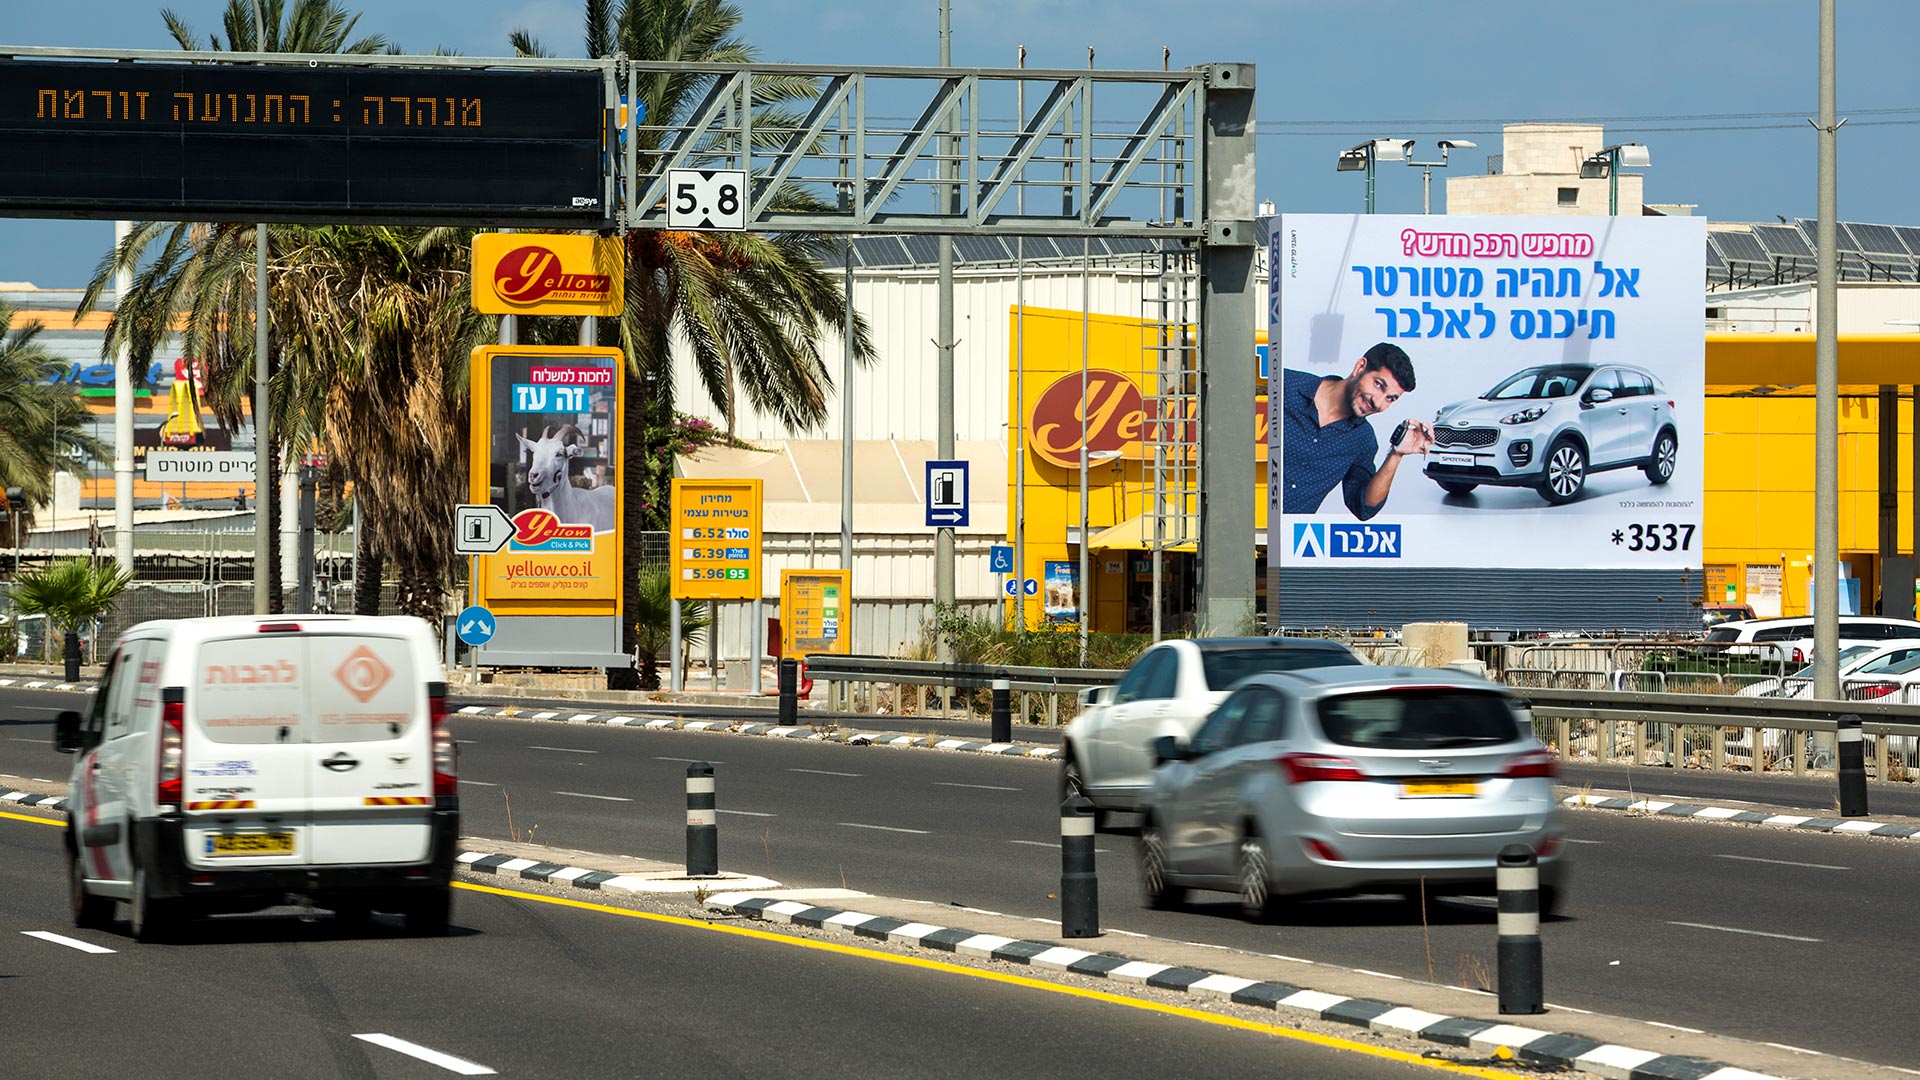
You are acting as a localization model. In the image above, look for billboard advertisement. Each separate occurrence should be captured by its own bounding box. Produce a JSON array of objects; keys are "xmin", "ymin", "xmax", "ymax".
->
[
  {"xmin": 1270, "ymin": 214, "xmax": 1705, "ymax": 569},
  {"xmin": 669, "ymin": 478, "xmax": 764, "ymax": 601},
  {"xmin": 469, "ymin": 345, "xmax": 623, "ymax": 614},
  {"xmin": 471, "ymin": 233, "xmax": 624, "ymax": 317}
]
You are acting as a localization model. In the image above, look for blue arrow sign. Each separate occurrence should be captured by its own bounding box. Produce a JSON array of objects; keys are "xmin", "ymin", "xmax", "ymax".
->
[
  {"xmin": 989, "ymin": 544, "xmax": 1014, "ymax": 574},
  {"xmin": 1023, "ymin": 577, "xmax": 1040, "ymax": 596},
  {"xmin": 456, "ymin": 605, "xmax": 497, "ymax": 647},
  {"xmin": 925, "ymin": 459, "xmax": 970, "ymax": 528}
]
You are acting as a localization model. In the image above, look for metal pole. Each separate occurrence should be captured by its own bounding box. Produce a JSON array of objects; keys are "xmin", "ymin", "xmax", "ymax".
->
[
  {"xmin": 296, "ymin": 461, "xmax": 316, "ymax": 613},
  {"xmin": 933, "ymin": 0, "xmax": 956, "ymax": 662},
  {"xmin": 1421, "ymin": 165, "xmax": 1431, "ymax": 215},
  {"xmin": 1608, "ymin": 149, "xmax": 1620, "ymax": 216},
  {"xmin": 1364, "ymin": 147, "xmax": 1375, "ymax": 214},
  {"xmin": 750, "ymin": 596, "xmax": 764, "ymax": 693},
  {"xmin": 842, "ymin": 242, "xmax": 855, "ymax": 576},
  {"xmin": 1813, "ymin": 0, "xmax": 1840, "ymax": 702},
  {"xmin": 669, "ymin": 598, "xmax": 683, "ymax": 692},
  {"xmin": 1079, "ymin": 237, "xmax": 1091, "ymax": 664},
  {"xmin": 1013, "ymin": 45, "xmax": 1027, "ymax": 632},
  {"xmin": 251, "ymin": 221, "xmax": 271, "ymax": 614},
  {"xmin": 112, "ymin": 220, "xmax": 133, "ymax": 576}
]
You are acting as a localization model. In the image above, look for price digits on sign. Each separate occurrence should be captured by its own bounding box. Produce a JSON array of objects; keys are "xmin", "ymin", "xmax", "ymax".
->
[
  {"xmin": 1616, "ymin": 523, "xmax": 1695, "ymax": 552},
  {"xmin": 695, "ymin": 568, "xmax": 751, "ymax": 580}
]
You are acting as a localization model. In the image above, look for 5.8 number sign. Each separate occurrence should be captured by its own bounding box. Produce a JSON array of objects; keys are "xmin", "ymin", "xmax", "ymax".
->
[{"xmin": 666, "ymin": 168, "xmax": 747, "ymax": 231}]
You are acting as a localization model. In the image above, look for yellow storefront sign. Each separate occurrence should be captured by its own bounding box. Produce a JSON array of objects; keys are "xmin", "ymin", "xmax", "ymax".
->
[
  {"xmin": 471, "ymin": 232, "xmax": 624, "ymax": 316},
  {"xmin": 670, "ymin": 479, "xmax": 764, "ymax": 601},
  {"xmin": 780, "ymin": 569, "xmax": 851, "ymax": 656}
]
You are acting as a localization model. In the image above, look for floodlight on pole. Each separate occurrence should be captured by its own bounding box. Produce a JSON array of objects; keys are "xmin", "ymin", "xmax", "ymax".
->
[
  {"xmin": 1578, "ymin": 143, "xmax": 1651, "ymax": 215},
  {"xmin": 1336, "ymin": 139, "xmax": 1410, "ymax": 214},
  {"xmin": 1405, "ymin": 138, "xmax": 1477, "ymax": 215}
]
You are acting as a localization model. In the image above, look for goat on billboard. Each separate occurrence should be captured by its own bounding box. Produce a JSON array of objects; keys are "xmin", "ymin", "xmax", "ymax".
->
[{"xmin": 1269, "ymin": 214, "xmax": 1705, "ymax": 569}]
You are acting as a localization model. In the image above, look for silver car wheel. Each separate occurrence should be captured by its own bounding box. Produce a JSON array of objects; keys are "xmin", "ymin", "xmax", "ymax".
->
[
  {"xmin": 1655, "ymin": 434, "xmax": 1676, "ymax": 480},
  {"xmin": 1237, "ymin": 835, "xmax": 1272, "ymax": 920},
  {"xmin": 1548, "ymin": 445, "xmax": 1585, "ymax": 498}
]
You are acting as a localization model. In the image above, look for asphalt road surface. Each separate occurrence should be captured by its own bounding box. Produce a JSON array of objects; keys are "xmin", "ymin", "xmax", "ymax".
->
[
  {"xmin": 0, "ymin": 812, "xmax": 1515, "ymax": 1080},
  {"xmin": 5, "ymin": 685, "xmax": 1918, "ymax": 1067}
]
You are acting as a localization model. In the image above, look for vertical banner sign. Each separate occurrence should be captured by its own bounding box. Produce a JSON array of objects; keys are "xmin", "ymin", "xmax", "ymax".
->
[
  {"xmin": 469, "ymin": 345, "xmax": 624, "ymax": 616},
  {"xmin": 780, "ymin": 569, "xmax": 851, "ymax": 656},
  {"xmin": 670, "ymin": 479, "xmax": 765, "ymax": 600},
  {"xmin": 1270, "ymin": 214, "xmax": 1706, "ymax": 569},
  {"xmin": 1043, "ymin": 560, "xmax": 1080, "ymax": 625}
]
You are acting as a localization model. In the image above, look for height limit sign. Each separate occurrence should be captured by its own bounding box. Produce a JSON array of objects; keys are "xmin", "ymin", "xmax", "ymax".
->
[{"xmin": 667, "ymin": 168, "xmax": 748, "ymax": 230}]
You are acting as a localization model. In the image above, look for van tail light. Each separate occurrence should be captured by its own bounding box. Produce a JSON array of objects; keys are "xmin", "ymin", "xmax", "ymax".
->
[
  {"xmin": 1276, "ymin": 753, "xmax": 1367, "ymax": 783},
  {"xmin": 1501, "ymin": 749, "xmax": 1559, "ymax": 780},
  {"xmin": 157, "ymin": 689, "xmax": 185, "ymax": 808},
  {"xmin": 1535, "ymin": 834, "xmax": 1564, "ymax": 859},
  {"xmin": 257, "ymin": 622, "xmax": 303, "ymax": 633},
  {"xmin": 429, "ymin": 683, "xmax": 456, "ymax": 797}
]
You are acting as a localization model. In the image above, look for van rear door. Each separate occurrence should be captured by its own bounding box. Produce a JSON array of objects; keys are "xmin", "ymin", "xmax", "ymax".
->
[
  {"xmin": 183, "ymin": 633, "xmax": 313, "ymax": 870},
  {"xmin": 304, "ymin": 633, "xmax": 433, "ymax": 864}
]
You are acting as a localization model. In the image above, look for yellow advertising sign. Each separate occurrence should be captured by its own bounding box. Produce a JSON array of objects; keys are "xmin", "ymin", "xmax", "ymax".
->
[
  {"xmin": 468, "ymin": 345, "xmax": 625, "ymax": 617},
  {"xmin": 670, "ymin": 479, "xmax": 764, "ymax": 601},
  {"xmin": 780, "ymin": 569, "xmax": 851, "ymax": 656},
  {"xmin": 471, "ymin": 232, "xmax": 624, "ymax": 316}
]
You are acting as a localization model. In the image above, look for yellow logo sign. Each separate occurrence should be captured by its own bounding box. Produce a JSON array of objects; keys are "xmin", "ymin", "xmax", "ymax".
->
[{"xmin": 471, "ymin": 233, "xmax": 624, "ymax": 316}]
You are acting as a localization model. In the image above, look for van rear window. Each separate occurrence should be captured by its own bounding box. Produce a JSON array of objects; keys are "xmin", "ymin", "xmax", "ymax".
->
[{"xmin": 1315, "ymin": 690, "xmax": 1521, "ymax": 750}]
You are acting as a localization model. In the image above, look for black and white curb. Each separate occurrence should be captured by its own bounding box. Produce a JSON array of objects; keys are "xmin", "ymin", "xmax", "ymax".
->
[
  {"xmin": 451, "ymin": 704, "xmax": 1060, "ymax": 761},
  {"xmin": 705, "ymin": 893, "xmax": 1785, "ymax": 1080},
  {"xmin": 0, "ymin": 791, "xmax": 67, "ymax": 811},
  {"xmin": 0, "ymin": 678, "xmax": 92, "ymax": 693},
  {"xmin": 456, "ymin": 849, "xmax": 779, "ymax": 895},
  {"xmin": 1564, "ymin": 793, "xmax": 1920, "ymax": 839}
]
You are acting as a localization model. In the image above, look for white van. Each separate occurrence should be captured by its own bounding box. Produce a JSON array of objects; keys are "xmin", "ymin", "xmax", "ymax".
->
[{"xmin": 55, "ymin": 615, "xmax": 460, "ymax": 942}]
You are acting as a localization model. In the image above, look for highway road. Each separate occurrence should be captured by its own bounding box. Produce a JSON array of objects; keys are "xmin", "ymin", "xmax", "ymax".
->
[
  {"xmin": 0, "ymin": 811, "xmax": 1533, "ymax": 1080},
  {"xmin": 5, "ymin": 685, "xmax": 1918, "ymax": 1068}
]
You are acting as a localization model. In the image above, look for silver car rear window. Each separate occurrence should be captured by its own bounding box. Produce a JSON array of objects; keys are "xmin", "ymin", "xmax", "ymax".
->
[
  {"xmin": 1315, "ymin": 690, "xmax": 1520, "ymax": 750},
  {"xmin": 1201, "ymin": 647, "xmax": 1360, "ymax": 691}
]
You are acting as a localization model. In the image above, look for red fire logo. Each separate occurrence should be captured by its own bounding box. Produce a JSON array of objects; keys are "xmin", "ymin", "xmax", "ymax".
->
[{"xmin": 493, "ymin": 245, "xmax": 612, "ymax": 305}]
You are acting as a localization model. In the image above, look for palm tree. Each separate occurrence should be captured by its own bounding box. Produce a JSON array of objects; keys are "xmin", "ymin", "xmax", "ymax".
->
[
  {"xmin": 11, "ymin": 558, "xmax": 133, "ymax": 681},
  {"xmin": 0, "ymin": 301, "xmax": 105, "ymax": 521},
  {"xmin": 515, "ymin": 0, "xmax": 875, "ymax": 687},
  {"xmin": 632, "ymin": 565, "xmax": 710, "ymax": 689}
]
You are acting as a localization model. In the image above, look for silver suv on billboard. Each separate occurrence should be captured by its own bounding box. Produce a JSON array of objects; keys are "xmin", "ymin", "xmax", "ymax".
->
[{"xmin": 1421, "ymin": 362, "xmax": 1678, "ymax": 505}]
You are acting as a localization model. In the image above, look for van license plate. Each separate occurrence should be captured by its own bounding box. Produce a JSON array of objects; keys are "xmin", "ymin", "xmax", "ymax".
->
[
  {"xmin": 207, "ymin": 833, "xmax": 294, "ymax": 856},
  {"xmin": 1401, "ymin": 780, "xmax": 1477, "ymax": 797},
  {"xmin": 1431, "ymin": 452, "xmax": 1475, "ymax": 468}
]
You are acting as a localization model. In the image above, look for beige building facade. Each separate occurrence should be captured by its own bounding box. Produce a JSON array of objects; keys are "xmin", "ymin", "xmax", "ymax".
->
[{"xmin": 1446, "ymin": 122, "xmax": 1652, "ymax": 216}]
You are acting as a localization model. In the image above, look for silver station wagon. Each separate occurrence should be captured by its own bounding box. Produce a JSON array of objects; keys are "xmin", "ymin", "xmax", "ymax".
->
[{"xmin": 1137, "ymin": 667, "xmax": 1564, "ymax": 921}]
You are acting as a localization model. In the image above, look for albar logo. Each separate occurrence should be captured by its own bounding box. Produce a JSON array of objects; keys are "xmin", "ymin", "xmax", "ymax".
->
[
  {"xmin": 493, "ymin": 244, "xmax": 613, "ymax": 305},
  {"xmin": 1291, "ymin": 522, "xmax": 1404, "ymax": 560}
]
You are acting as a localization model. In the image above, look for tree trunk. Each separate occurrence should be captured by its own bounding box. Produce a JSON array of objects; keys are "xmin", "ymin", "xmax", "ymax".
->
[
  {"xmin": 355, "ymin": 550, "xmax": 384, "ymax": 615},
  {"xmin": 606, "ymin": 357, "xmax": 647, "ymax": 691}
]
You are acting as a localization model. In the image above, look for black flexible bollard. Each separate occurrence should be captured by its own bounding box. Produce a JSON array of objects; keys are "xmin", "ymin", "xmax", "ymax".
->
[
  {"xmin": 686, "ymin": 762, "xmax": 718, "ymax": 876},
  {"xmin": 1837, "ymin": 713, "xmax": 1869, "ymax": 817},
  {"xmin": 778, "ymin": 657, "xmax": 799, "ymax": 727},
  {"xmin": 63, "ymin": 630, "xmax": 81, "ymax": 684},
  {"xmin": 1060, "ymin": 795, "xmax": 1100, "ymax": 938},
  {"xmin": 1496, "ymin": 843, "xmax": 1544, "ymax": 1015},
  {"xmin": 991, "ymin": 671, "xmax": 1012, "ymax": 744}
]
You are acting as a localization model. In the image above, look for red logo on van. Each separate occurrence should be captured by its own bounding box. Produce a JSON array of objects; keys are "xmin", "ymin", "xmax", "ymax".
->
[{"xmin": 334, "ymin": 646, "xmax": 392, "ymax": 704}]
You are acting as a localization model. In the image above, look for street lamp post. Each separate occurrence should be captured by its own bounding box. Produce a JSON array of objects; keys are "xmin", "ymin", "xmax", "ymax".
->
[
  {"xmin": 1578, "ymin": 143, "xmax": 1652, "ymax": 215},
  {"xmin": 1336, "ymin": 139, "xmax": 1410, "ymax": 214},
  {"xmin": 1404, "ymin": 140, "xmax": 1476, "ymax": 215}
]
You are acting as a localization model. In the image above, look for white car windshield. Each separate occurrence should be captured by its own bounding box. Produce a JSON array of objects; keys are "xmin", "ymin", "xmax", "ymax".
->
[{"xmin": 1484, "ymin": 366, "xmax": 1591, "ymax": 401}]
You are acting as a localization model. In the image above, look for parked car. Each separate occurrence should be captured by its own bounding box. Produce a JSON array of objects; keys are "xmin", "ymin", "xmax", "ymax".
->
[
  {"xmin": 1738, "ymin": 642, "xmax": 1920, "ymax": 698},
  {"xmin": 1137, "ymin": 666, "xmax": 1564, "ymax": 921},
  {"xmin": 55, "ymin": 614, "xmax": 460, "ymax": 942},
  {"xmin": 1422, "ymin": 362, "xmax": 1678, "ymax": 505},
  {"xmin": 1700, "ymin": 603, "xmax": 1757, "ymax": 631},
  {"xmin": 1703, "ymin": 616, "xmax": 1920, "ymax": 664},
  {"xmin": 1060, "ymin": 637, "xmax": 1363, "ymax": 824}
]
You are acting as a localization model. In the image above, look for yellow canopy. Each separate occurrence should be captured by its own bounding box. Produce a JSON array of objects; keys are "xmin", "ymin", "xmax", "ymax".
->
[{"xmin": 1087, "ymin": 514, "xmax": 1198, "ymax": 552}]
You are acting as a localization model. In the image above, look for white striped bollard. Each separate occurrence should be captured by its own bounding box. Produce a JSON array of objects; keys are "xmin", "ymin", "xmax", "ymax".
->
[
  {"xmin": 1496, "ymin": 843, "xmax": 1544, "ymax": 1015},
  {"xmin": 1837, "ymin": 714, "xmax": 1869, "ymax": 817},
  {"xmin": 686, "ymin": 762, "xmax": 718, "ymax": 876},
  {"xmin": 1060, "ymin": 795, "xmax": 1100, "ymax": 938}
]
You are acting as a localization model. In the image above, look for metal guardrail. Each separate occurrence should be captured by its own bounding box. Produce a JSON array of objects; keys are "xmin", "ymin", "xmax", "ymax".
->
[{"xmin": 803, "ymin": 655, "xmax": 1118, "ymax": 725}]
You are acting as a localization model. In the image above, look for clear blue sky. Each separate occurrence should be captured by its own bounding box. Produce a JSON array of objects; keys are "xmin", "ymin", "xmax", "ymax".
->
[{"xmin": 1, "ymin": 0, "xmax": 1914, "ymax": 287}]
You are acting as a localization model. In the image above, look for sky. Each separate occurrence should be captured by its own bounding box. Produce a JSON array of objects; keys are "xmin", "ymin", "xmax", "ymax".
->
[{"xmin": 1, "ymin": 0, "xmax": 1915, "ymax": 288}]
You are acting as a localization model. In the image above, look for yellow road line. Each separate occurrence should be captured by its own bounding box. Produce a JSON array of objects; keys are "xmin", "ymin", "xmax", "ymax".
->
[
  {"xmin": 1, "ymin": 809, "xmax": 63, "ymax": 827},
  {"xmin": 453, "ymin": 881, "xmax": 1515, "ymax": 1077}
]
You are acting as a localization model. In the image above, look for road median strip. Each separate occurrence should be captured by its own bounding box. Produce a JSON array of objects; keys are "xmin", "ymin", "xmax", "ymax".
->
[{"xmin": 1563, "ymin": 791, "xmax": 1920, "ymax": 839}]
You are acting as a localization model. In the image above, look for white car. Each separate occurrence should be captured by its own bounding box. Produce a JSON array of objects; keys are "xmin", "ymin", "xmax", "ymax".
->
[
  {"xmin": 1704, "ymin": 616, "xmax": 1920, "ymax": 665},
  {"xmin": 1061, "ymin": 637, "xmax": 1363, "ymax": 824},
  {"xmin": 55, "ymin": 614, "xmax": 460, "ymax": 942},
  {"xmin": 1738, "ymin": 642, "xmax": 1920, "ymax": 698}
]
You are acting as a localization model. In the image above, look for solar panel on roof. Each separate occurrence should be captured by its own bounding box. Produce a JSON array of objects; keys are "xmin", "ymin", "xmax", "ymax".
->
[
  {"xmin": 1844, "ymin": 222, "xmax": 1906, "ymax": 255},
  {"xmin": 858, "ymin": 236, "xmax": 914, "ymax": 267},
  {"xmin": 1709, "ymin": 230, "xmax": 1769, "ymax": 264},
  {"xmin": 1895, "ymin": 227, "xmax": 1920, "ymax": 257},
  {"xmin": 1753, "ymin": 224, "xmax": 1813, "ymax": 258},
  {"xmin": 953, "ymin": 236, "xmax": 1010, "ymax": 263},
  {"xmin": 1705, "ymin": 247, "xmax": 1725, "ymax": 269},
  {"xmin": 1017, "ymin": 236, "xmax": 1063, "ymax": 260},
  {"xmin": 899, "ymin": 235, "xmax": 941, "ymax": 265}
]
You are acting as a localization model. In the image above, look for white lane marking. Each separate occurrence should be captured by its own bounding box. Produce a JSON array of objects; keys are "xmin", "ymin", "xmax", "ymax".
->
[
  {"xmin": 21, "ymin": 931, "xmax": 115, "ymax": 954},
  {"xmin": 1009, "ymin": 839, "xmax": 1111, "ymax": 853},
  {"xmin": 7, "ymin": 738, "xmax": 48, "ymax": 743},
  {"xmin": 528, "ymin": 745, "xmax": 597, "ymax": 754},
  {"xmin": 655, "ymin": 756, "xmax": 724, "ymax": 764},
  {"xmin": 1714, "ymin": 853, "xmax": 1848, "ymax": 871},
  {"xmin": 352, "ymin": 1033, "xmax": 496, "ymax": 1076},
  {"xmin": 455, "ymin": 739, "xmax": 480, "ymax": 745},
  {"xmin": 935, "ymin": 782, "xmax": 1021, "ymax": 792},
  {"xmin": 553, "ymin": 791, "xmax": 632, "ymax": 802},
  {"xmin": 718, "ymin": 809, "xmax": 776, "ymax": 817},
  {"xmin": 789, "ymin": 768, "xmax": 862, "ymax": 778},
  {"xmin": 1667, "ymin": 921, "xmax": 1822, "ymax": 943},
  {"xmin": 1563, "ymin": 838, "xmax": 1605, "ymax": 845},
  {"xmin": 458, "ymin": 780, "xmax": 498, "ymax": 788},
  {"xmin": 840, "ymin": 822, "xmax": 930, "ymax": 835}
]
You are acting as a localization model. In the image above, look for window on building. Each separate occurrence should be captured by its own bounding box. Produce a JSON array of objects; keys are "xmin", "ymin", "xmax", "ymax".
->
[{"xmin": 1557, "ymin": 187, "xmax": 1580, "ymax": 207}]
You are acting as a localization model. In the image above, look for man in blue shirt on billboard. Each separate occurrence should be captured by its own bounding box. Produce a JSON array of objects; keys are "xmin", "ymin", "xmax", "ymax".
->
[{"xmin": 1280, "ymin": 342, "xmax": 1432, "ymax": 521}]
